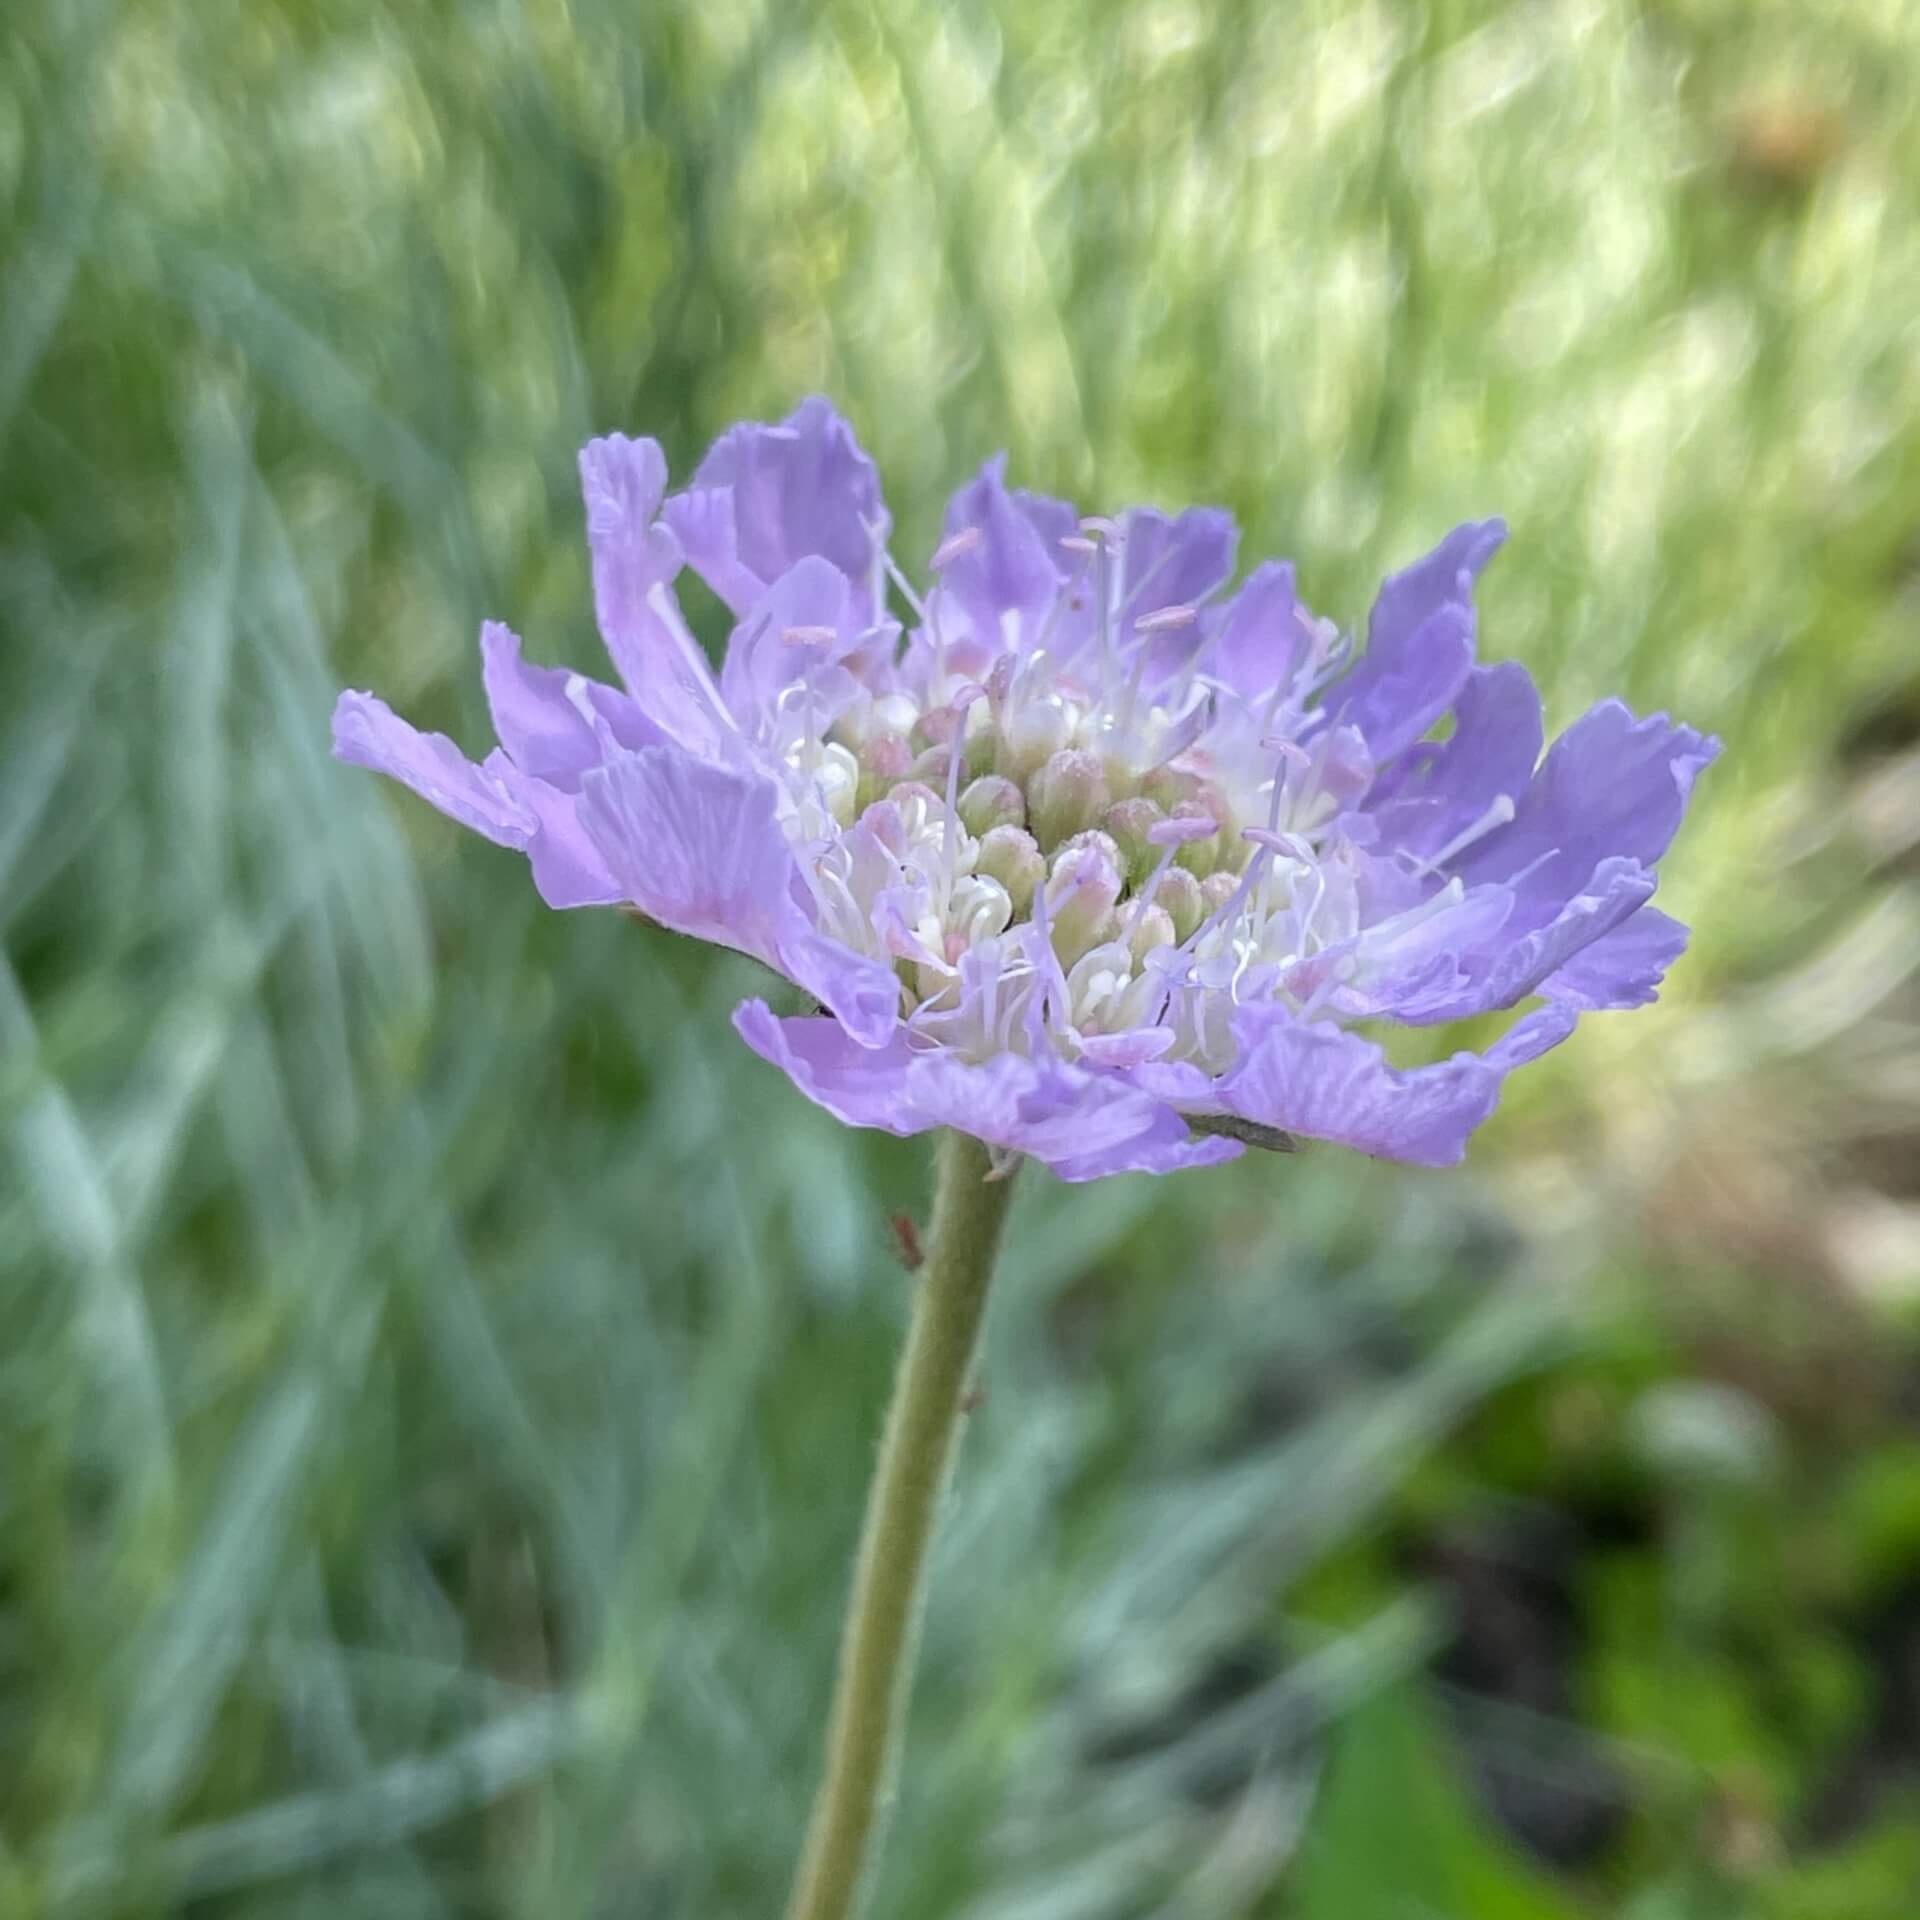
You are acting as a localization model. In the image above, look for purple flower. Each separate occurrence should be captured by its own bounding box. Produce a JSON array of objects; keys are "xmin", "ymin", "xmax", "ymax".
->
[{"xmin": 334, "ymin": 398, "xmax": 1718, "ymax": 1180}]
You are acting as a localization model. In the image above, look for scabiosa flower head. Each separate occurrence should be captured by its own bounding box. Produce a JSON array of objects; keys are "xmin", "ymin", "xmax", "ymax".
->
[{"xmin": 334, "ymin": 398, "xmax": 1718, "ymax": 1180}]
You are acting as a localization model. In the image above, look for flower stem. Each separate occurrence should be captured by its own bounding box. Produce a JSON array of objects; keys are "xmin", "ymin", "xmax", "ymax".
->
[{"xmin": 782, "ymin": 1130, "xmax": 1017, "ymax": 1920}]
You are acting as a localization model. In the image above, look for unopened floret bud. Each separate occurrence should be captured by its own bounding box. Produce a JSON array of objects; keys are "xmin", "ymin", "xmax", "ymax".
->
[
  {"xmin": 1029, "ymin": 749, "xmax": 1111, "ymax": 852},
  {"xmin": 908, "ymin": 701, "xmax": 994, "ymax": 785},
  {"xmin": 1058, "ymin": 827, "xmax": 1120, "ymax": 869},
  {"xmin": 1044, "ymin": 840, "xmax": 1123, "ymax": 966},
  {"xmin": 867, "ymin": 781, "xmax": 944, "ymax": 854},
  {"xmin": 1142, "ymin": 766, "xmax": 1201, "ymax": 812},
  {"xmin": 976, "ymin": 826, "xmax": 1045, "ymax": 917},
  {"xmin": 1170, "ymin": 801, "xmax": 1225, "ymax": 878},
  {"xmin": 1200, "ymin": 870, "xmax": 1240, "ymax": 916},
  {"xmin": 993, "ymin": 697, "xmax": 1072, "ymax": 784},
  {"xmin": 1102, "ymin": 796, "xmax": 1168, "ymax": 889},
  {"xmin": 856, "ymin": 733, "xmax": 913, "ymax": 809},
  {"xmin": 1155, "ymin": 865, "xmax": 1205, "ymax": 943},
  {"xmin": 958, "ymin": 775, "xmax": 1025, "ymax": 837},
  {"xmin": 1127, "ymin": 903, "xmax": 1177, "ymax": 965}
]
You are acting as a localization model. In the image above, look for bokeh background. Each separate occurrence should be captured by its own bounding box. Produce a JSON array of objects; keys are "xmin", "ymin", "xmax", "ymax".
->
[{"xmin": 5, "ymin": 0, "xmax": 1920, "ymax": 1914}]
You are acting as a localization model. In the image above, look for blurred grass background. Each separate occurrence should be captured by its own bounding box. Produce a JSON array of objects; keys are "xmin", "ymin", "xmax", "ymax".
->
[{"xmin": 5, "ymin": 0, "xmax": 1920, "ymax": 1914}]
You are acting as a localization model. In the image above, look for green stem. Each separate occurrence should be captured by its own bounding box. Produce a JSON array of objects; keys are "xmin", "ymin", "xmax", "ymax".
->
[{"xmin": 782, "ymin": 1130, "xmax": 1017, "ymax": 1920}]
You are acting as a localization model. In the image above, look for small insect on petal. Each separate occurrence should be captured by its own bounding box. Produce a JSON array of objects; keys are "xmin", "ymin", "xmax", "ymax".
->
[
  {"xmin": 889, "ymin": 1212, "xmax": 924, "ymax": 1271},
  {"xmin": 1187, "ymin": 1113, "xmax": 1300, "ymax": 1153}
]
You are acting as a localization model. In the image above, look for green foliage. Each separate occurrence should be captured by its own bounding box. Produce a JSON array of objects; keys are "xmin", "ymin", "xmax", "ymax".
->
[{"xmin": 1291, "ymin": 1683, "xmax": 1584, "ymax": 1920}]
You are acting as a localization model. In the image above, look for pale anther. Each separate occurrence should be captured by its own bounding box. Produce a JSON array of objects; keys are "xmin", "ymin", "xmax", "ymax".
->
[
  {"xmin": 1135, "ymin": 605, "xmax": 1198, "ymax": 632},
  {"xmin": 930, "ymin": 527, "xmax": 983, "ymax": 569},
  {"xmin": 1148, "ymin": 815, "xmax": 1219, "ymax": 847},
  {"xmin": 1241, "ymin": 827, "xmax": 1297, "ymax": 855}
]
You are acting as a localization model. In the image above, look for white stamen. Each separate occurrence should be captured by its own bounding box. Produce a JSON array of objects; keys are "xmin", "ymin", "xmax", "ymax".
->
[
  {"xmin": 868, "ymin": 518, "xmax": 888, "ymax": 625},
  {"xmin": 940, "ymin": 683, "xmax": 987, "ymax": 899},
  {"xmin": 1114, "ymin": 541, "xmax": 1183, "ymax": 623},
  {"xmin": 1184, "ymin": 840, "xmax": 1281, "ymax": 955},
  {"xmin": 1298, "ymin": 951, "xmax": 1359, "ymax": 1021},
  {"xmin": 1170, "ymin": 622, "xmax": 1221, "ymax": 706},
  {"xmin": 1406, "ymin": 793, "xmax": 1518, "ymax": 877},
  {"xmin": 1123, "ymin": 826, "xmax": 1210, "ymax": 944},
  {"xmin": 875, "ymin": 542, "xmax": 930, "ymax": 622},
  {"xmin": 929, "ymin": 591, "xmax": 950, "ymax": 701},
  {"xmin": 1028, "ymin": 541, "xmax": 1098, "ymax": 663},
  {"xmin": 1143, "ymin": 689, "xmax": 1216, "ymax": 770},
  {"xmin": 645, "ymin": 582, "xmax": 736, "ymax": 730},
  {"xmin": 1266, "ymin": 739, "xmax": 1310, "ymax": 833},
  {"xmin": 1291, "ymin": 857, "xmax": 1330, "ymax": 949},
  {"xmin": 1095, "ymin": 536, "xmax": 1119, "ymax": 703}
]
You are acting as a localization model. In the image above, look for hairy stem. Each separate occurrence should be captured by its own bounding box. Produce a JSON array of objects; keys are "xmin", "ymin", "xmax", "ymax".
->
[{"xmin": 782, "ymin": 1130, "xmax": 1017, "ymax": 1920}]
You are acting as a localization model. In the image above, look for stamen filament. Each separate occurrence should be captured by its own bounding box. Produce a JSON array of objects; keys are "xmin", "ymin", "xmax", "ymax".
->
[{"xmin": 1406, "ymin": 793, "xmax": 1517, "ymax": 877}]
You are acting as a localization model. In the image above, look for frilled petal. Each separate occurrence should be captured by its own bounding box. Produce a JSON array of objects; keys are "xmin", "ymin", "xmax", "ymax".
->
[
  {"xmin": 1010, "ymin": 477, "xmax": 1079, "ymax": 557},
  {"xmin": 332, "ymin": 691, "xmax": 534, "ymax": 846},
  {"xmin": 1486, "ymin": 1001, "xmax": 1581, "ymax": 1068},
  {"xmin": 1366, "ymin": 660, "xmax": 1544, "ymax": 862},
  {"xmin": 488, "ymin": 758, "xmax": 624, "ymax": 909},
  {"xmin": 1036, "ymin": 504, "xmax": 1235, "ymax": 680},
  {"xmin": 1320, "ymin": 881, "xmax": 1517, "ymax": 1021},
  {"xmin": 931, "ymin": 455, "xmax": 1066, "ymax": 661},
  {"xmin": 1206, "ymin": 1002, "xmax": 1508, "ymax": 1166},
  {"xmin": 579, "ymin": 435, "xmax": 740, "ymax": 763},
  {"xmin": 1335, "ymin": 518, "xmax": 1505, "ymax": 764},
  {"xmin": 720, "ymin": 554, "xmax": 875, "ymax": 724},
  {"xmin": 332, "ymin": 687, "xmax": 623, "ymax": 908},
  {"xmin": 1482, "ymin": 856, "xmax": 1656, "ymax": 1004},
  {"xmin": 1383, "ymin": 856, "xmax": 1657, "ymax": 1025},
  {"xmin": 480, "ymin": 621, "xmax": 662, "ymax": 790},
  {"xmin": 1540, "ymin": 904, "xmax": 1690, "ymax": 1010},
  {"xmin": 1457, "ymin": 700, "xmax": 1721, "ymax": 931},
  {"xmin": 578, "ymin": 746, "xmax": 897, "ymax": 1045},
  {"xmin": 663, "ymin": 396, "xmax": 887, "ymax": 620},
  {"xmin": 1037, "ymin": 505, "xmax": 1237, "ymax": 686},
  {"xmin": 1122, "ymin": 505, "xmax": 1240, "ymax": 681},
  {"xmin": 1205, "ymin": 561, "xmax": 1305, "ymax": 703},
  {"xmin": 732, "ymin": 1002, "xmax": 1241, "ymax": 1181}
]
